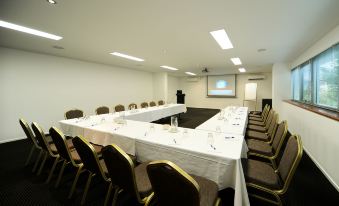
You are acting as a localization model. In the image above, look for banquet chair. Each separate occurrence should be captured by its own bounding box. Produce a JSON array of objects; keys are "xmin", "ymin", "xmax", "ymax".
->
[
  {"xmin": 102, "ymin": 144, "xmax": 153, "ymax": 206},
  {"xmin": 115, "ymin": 104, "xmax": 125, "ymax": 112},
  {"xmin": 249, "ymin": 105, "xmax": 270, "ymax": 123},
  {"xmin": 19, "ymin": 118, "xmax": 42, "ymax": 170},
  {"xmin": 158, "ymin": 100, "xmax": 165, "ymax": 105},
  {"xmin": 246, "ymin": 113, "xmax": 279, "ymax": 143},
  {"xmin": 128, "ymin": 103, "xmax": 138, "ymax": 110},
  {"xmin": 65, "ymin": 109, "xmax": 84, "ymax": 119},
  {"xmin": 249, "ymin": 104, "xmax": 269, "ymax": 118},
  {"xmin": 146, "ymin": 160, "xmax": 221, "ymax": 206},
  {"xmin": 149, "ymin": 101, "xmax": 156, "ymax": 107},
  {"xmin": 243, "ymin": 134, "xmax": 303, "ymax": 206},
  {"xmin": 247, "ymin": 110, "xmax": 275, "ymax": 133},
  {"xmin": 141, "ymin": 102, "xmax": 149, "ymax": 108},
  {"xmin": 96, "ymin": 106, "xmax": 110, "ymax": 115},
  {"xmin": 247, "ymin": 121, "xmax": 288, "ymax": 169},
  {"xmin": 72, "ymin": 136, "xmax": 111, "ymax": 205},
  {"xmin": 48, "ymin": 127, "xmax": 84, "ymax": 193}
]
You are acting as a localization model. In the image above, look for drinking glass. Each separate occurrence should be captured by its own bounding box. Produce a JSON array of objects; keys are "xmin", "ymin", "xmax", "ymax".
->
[
  {"xmin": 171, "ymin": 116, "xmax": 178, "ymax": 131},
  {"xmin": 216, "ymin": 126, "xmax": 222, "ymax": 135},
  {"xmin": 207, "ymin": 133, "xmax": 214, "ymax": 145}
]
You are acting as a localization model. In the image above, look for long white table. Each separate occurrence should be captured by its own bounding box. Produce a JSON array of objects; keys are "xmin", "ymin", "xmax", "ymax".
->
[
  {"xmin": 58, "ymin": 105, "xmax": 250, "ymax": 206},
  {"xmin": 196, "ymin": 107, "xmax": 248, "ymax": 136}
]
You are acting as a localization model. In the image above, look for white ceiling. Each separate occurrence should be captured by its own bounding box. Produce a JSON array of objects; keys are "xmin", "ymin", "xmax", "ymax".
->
[{"xmin": 1, "ymin": 0, "xmax": 339, "ymax": 76}]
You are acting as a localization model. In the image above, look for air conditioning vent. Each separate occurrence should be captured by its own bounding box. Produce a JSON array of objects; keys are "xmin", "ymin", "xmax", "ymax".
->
[{"xmin": 248, "ymin": 75, "xmax": 265, "ymax": 80}]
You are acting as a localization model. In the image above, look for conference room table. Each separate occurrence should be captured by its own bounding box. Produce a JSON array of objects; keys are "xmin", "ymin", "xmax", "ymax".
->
[{"xmin": 58, "ymin": 104, "xmax": 250, "ymax": 206}]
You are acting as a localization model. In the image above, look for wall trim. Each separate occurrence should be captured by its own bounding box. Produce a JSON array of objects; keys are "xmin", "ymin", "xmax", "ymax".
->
[
  {"xmin": 0, "ymin": 136, "xmax": 25, "ymax": 144},
  {"xmin": 303, "ymin": 146, "xmax": 339, "ymax": 192}
]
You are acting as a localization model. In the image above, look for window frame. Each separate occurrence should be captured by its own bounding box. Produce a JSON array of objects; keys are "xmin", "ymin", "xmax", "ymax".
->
[{"xmin": 291, "ymin": 43, "xmax": 339, "ymax": 113}]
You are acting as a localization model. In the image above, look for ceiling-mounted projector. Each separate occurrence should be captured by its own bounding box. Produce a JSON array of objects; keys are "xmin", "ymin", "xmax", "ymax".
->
[{"xmin": 202, "ymin": 68, "xmax": 209, "ymax": 73}]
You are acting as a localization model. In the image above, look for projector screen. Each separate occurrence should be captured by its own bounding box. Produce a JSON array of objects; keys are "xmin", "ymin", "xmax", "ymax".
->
[{"xmin": 207, "ymin": 74, "xmax": 236, "ymax": 97}]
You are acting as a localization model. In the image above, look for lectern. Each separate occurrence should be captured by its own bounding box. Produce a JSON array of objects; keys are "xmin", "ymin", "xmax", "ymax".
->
[{"xmin": 176, "ymin": 90, "xmax": 185, "ymax": 104}]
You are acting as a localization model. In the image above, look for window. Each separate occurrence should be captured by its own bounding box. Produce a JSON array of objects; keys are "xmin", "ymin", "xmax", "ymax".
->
[{"xmin": 291, "ymin": 44, "xmax": 339, "ymax": 111}]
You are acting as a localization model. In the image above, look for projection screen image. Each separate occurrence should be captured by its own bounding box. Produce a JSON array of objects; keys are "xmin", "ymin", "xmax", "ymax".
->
[{"xmin": 207, "ymin": 74, "xmax": 236, "ymax": 97}]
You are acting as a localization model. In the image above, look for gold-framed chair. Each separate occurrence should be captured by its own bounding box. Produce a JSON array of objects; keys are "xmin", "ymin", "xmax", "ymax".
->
[
  {"xmin": 146, "ymin": 160, "xmax": 221, "ymax": 206},
  {"xmin": 19, "ymin": 118, "xmax": 43, "ymax": 171},
  {"xmin": 247, "ymin": 110, "xmax": 275, "ymax": 133},
  {"xmin": 246, "ymin": 113, "xmax": 279, "ymax": 143},
  {"xmin": 247, "ymin": 121, "xmax": 288, "ymax": 169},
  {"xmin": 249, "ymin": 105, "xmax": 270, "ymax": 121},
  {"xmin": 96, "ymin": 106, "xmax": 109, "ymax": 115},
  {"xmin": 243, "ymin": 134, "xmax": 303, "ymax": 205},
  {"xmin": 149, "ymin": 101, "xmax": 156, "ymax": 107},
  {"xmin": 48, "ymin": 127, "xmax": 84, "ymax": 195},
  {"xmin": 115, "ymin": 104, "xmax": 125, "ymax": 112},
  {"xmin": 71, "ymin": 136, "xmax": 111, "ymax": 205},
  {"xmin": 128, "ymin": 103, "xmax": 138, "ymax": 110},
  {"xmin": 65, "ymin": 109, "xmax": 84, "ymax": 119},
  {"xmin": 158, "ymin": 100, "xmax": 165, "ymax": 105},
  {"xmin": 102, "ymin": 144, "xmax": 153, "ymax": 205},
  {"xmin": 141, "ymin": 102, "xmax": 149, "ymax": 108},
  {"xmin": 249, "ymin": 104, "xmax": 269, "ymax": 117}
]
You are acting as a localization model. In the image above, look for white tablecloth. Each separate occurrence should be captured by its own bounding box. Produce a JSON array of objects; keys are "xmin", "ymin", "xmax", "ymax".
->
[
  {"xmin": 196, "ymin": 107, "xmax": 248, "ymax": 136},
  {"xmin": 58, "ymin": 105, "xmax": 250, "ymax": 206}
]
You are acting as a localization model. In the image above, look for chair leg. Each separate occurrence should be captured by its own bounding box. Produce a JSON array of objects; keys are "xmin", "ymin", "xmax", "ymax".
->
[
  {"xmin": 46, "ymin": 156, "xmax": 60, "ymax": 183},
  {"xmin": 111, "ymin": 187, "xmax": 122, "ymax": 206},
  {"xmin": 55, "ymin": 160, "xmax": 68, "ymax": 188},
  {"xmin": 104, "ymin": 182, "xmax": 113, "ymax": 206},
  {"xmin": 81, "ymin": 172, "xmax": 94, "ymax": 205},
  {"xmin": 32, "ymin": 150, "xmax": 43, "ymax": 172},
  {"xmin": 68, "ymin": 165, "xmax": 84, "ymax": 199},
  {"xmin": 25, "ymin": 145, "xmax": 35, "ymax": 166},
  {"xmin": 37, "ymin": 152, "xmax": 48, "ymax": 176}
]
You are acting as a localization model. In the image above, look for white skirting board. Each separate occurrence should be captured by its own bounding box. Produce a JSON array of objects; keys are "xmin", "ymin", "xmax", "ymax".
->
[
  {"xmin": 0, "ymin": 136, "xmax": 25, "ymax": 144},
  {"xmin": 303, "ymin": 146, "xmax": 339, "ymax": 192}
]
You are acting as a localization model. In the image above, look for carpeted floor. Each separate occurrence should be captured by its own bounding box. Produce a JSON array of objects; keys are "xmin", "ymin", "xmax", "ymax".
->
[{"xmin": 0, "ymin": 107, "xmax": 338, "ymax": 205}]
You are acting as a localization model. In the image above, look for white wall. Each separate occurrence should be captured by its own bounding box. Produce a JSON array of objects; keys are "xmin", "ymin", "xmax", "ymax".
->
[
  {"xmin": 152, "ymin": 72, "xmax": 168, "ymax": 102},
  {"xmin": 272, "ymin": 24, "xmax": 339, "ymax": 191},
  {"xmin": 0, "ymin": 47, "xmax": 154, "ymax": 143},
  {"xmin": 178, "ymin": 73, "xmax": 272, "ymax": 110},
  {"xmin": 167, "ymin": 75, "xmax": 180, "ymax": 103}
]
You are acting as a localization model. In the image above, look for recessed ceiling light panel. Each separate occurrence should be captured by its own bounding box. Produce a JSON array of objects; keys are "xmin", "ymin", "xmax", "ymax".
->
[
  {"xmin": 0, "ymin": 20, "xmax": 62, "ymax": 40},
  {"xmin": 210, "ymin": 29, "xmax": 233, "ymax": 50},
  {"xmin": 231, "ymin": 57, "xmax": 242, "ymax": 65},
  {"xmin": 110, "ymin": 52, "xmax": 144, "ymax": 62},
  {"xmin": 238, "ymin": 68, "xmax": 246, "ymax": 73},
  {"xmin": 160, "ymin": 65, "xmax": 178, "ymax": 71},
  {"xmin": 47, "ymin": 0, "xmax": 57, "ymax": 4},
  {"xmin": 185, "ymin": 72, "xmax": 196, "ymax": 76}
]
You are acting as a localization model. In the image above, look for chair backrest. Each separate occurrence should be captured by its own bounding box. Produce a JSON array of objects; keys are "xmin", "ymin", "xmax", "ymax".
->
[
  {"xmin": 128, "ymin": 103, "xmax": 138, "ymax": 110},
  {"xmin": 147, "ymin": 160, "xmax": 200, "ymax": 206},
  {"xmin": 158, "ymin": 100, "xmax": 165, "ymax": 105},
  {"xmin": 262, "ymin": 105, "xmax": 271, "ymax": 121},
  {"xmin": 96, "ymin": 106, "xmax": 109, "ymax": 115},
  {"xmin": 49, "ymin": 127, "xmax": 74, "ymax": 163},
  {"xmin": 141, "ymin": 102, "xmax": 149, "ymax": 108},
  {"xmin": 271, "ymin": 121, "xmax": 288, "ymax": 155},
  {"xmin": 277, "ymin": 134, "xmax": 303, "ymax": 194},
  {"xmin": 19, "ymin": 118, "xmax": 39, "ymax": 148},
  {"xmin": 65, "ymin": 109, "xmax": 84, "ymax": 119},
  {"xmin": 149, "ymin": 101, "xmax": 156, "ymax": 107},
  {"xmin": 267, "ymin": 113, "xmax": 279, "ymax": 138},
  {"xmin": 72, "ymin": 136, "xmax": 106, "ymax": 178},
  {"xmin": 102, "ymin": 144, "xmax": 143, "ymax": 204},
  {"xmin": 115, "ymin": 104, "xmax": 125, "ymax": 112},
  {"xmin": 264, "ymin": 110, "xmax": 275, "ymax": 128},
  {"xmin": 31, "ymin": 122, "xmax": 54, "ymax": 155}
]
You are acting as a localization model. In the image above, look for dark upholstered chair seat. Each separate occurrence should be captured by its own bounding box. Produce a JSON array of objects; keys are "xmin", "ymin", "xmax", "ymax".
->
[
  {"xmin": 249, "ymin": 113, "xmax": 262, "ymax": 118},
  {"xmin": 248, "ymin": 119, "xmax": 265, "ymax": 126},
  {"xmin": 50, "ymin": 139, "xmax": 74, "ymax": 153},
  {"xmin": 246, "ymin": 139, "xmax": 273, "ymax": 156},
  {"xmin": 247, "ymin": 124, "xmax": 266, "ymax": 132},
  {"xmin": 243, "ymin": 159, "xmax": 282, "ymax": 190},
  {"xmin": 135, "ymin": 162, "xmax": 153, "ymax": 199},
  {"xmin": 90, "ymin": 143, "xmax": 104, "ymax": 154},
  {"xmin": 246, "ymin": 130, "xmax": 270, "ymax": 141},
  {"xmin": 191, "ymin": 174, "xmax": 219, "ymax": 206},
  {"xmin": 99, "ymin": 159, "xmax": 108, "ymax": 174},
  {"xmin": 69, "ymin": 149, "xmax": 82, "ymax": 163},
  {"xmin": 249, "ymin": 116, "xmax": 263, "ymax": 121}
]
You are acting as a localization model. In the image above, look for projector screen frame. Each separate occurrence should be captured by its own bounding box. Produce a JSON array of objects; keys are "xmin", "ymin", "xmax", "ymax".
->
[{"xmin": 206, "ymin": 74, "xmax": 237, "ymax": 98}]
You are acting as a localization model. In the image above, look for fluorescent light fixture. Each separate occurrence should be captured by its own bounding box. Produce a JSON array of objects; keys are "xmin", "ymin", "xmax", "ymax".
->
[
  {"xmin": 47, "ymin": 0, "xmax": 57, "ymax": 4},
  {"xmin": 231, "ymin": 57, "xmax": 242, "ymax": 65},
  {"xmin": 110, "ymin": 52, "xmax": 144, "ymax": 62},
  {"xmin": 0, "ymin": 20, "xmax": 62, "ymax": 40},
  {"xmin": 238, "ymin": 68, "xmax": 246, "ymax": 73},
  {"xmin": 185, "ymin": 72, "xmax": 196, "ymax": 76},
  {"xmin": 210, "ymin": 29, "xmax": 233, "ymax": 49},
  {"xmin": 160, "ymin": 65, "xmax": 178, "ymax": 71}
]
